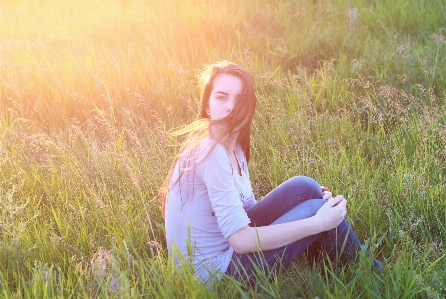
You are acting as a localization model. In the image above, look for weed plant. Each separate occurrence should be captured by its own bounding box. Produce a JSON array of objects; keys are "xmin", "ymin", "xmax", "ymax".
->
[{"xmin": 1, "ymin": 0, "xmax": 445, "ymax": 298}]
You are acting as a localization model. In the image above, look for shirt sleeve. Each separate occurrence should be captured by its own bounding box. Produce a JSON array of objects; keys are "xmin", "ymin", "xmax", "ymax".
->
[
  {"xmin": 200, "ymin": 144, "xmax": 251, "ymax": 239},
  {"xmin": 243, "ymin": 194, "xmax": 257, "ymax": 211}
]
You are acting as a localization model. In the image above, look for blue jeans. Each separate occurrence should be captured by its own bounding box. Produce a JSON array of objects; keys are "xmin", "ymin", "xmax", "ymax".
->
[{"xmin": 225, "ymin": 176, "xmax": 381, "ymax": 283}]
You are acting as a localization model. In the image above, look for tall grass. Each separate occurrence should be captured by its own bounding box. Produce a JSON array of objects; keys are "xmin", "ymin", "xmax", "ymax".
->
[{"xmin": 1, "ymin": 0, "xmax": 445, "ymax": 297}]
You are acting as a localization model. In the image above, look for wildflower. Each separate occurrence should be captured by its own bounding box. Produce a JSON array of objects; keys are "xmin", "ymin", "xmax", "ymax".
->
[
  {"xmin": 430, "ymin": 33, "xmax": 445, "ymax": 44},
  {"xmin": 147, "ymin": 241, "xmax": 162, "ymax": 250}
]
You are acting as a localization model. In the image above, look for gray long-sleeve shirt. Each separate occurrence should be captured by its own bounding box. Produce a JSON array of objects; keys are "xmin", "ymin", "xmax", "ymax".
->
[{"xmin": 165, "ymin": 138, "xmax": 257, "ymax": 284}]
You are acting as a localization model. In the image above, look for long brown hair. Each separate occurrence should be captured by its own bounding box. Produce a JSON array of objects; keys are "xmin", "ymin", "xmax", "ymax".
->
[{"xmin": 160, "ymin": 61, "xmax": 257, "ymax": 216}]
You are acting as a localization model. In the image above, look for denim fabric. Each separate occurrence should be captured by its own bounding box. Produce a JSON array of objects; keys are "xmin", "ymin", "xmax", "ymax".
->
[{"xmin": 225, "ymin": 176, "xmax": 381, "ymax": 283}]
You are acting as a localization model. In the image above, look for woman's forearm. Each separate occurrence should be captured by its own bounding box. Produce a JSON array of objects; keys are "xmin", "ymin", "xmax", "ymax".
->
[
  {"xmin": 227, "ymin": 196, "xmax": 346, "ymax": 254},
  {"xmin": 227, "ymin": 216, "xmax": 323, "ymax": 254}
]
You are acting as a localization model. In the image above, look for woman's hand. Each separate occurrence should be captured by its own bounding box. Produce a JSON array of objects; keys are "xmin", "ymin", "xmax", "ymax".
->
[
  {"xmin": 321, "ymin": 186, "xmax": 333, "ymax": 200},
  {"xmin": 315, "ymin": 195, "xmax": 347, "ymax": 232}
]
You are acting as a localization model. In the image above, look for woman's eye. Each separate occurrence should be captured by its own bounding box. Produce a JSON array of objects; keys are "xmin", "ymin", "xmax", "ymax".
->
[{"xmin": 217, "ymin": 96, "xmax": 227, "ymax": 101}]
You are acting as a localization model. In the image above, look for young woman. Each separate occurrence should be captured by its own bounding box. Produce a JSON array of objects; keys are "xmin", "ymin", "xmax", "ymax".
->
[{"xmin": 162, "ymin": 61, "xmax": 382, "ymax": 285}]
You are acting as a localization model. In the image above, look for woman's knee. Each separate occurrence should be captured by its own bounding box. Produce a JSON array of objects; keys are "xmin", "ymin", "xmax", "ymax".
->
[{"xmin": 284, "ymin": 176, "xmax": 323, "ymax": 199}]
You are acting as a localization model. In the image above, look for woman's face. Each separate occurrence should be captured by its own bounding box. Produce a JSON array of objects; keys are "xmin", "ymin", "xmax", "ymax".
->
[{"xmin": 206, "ymin": 73, "xmax": 242, "ymax": 121}]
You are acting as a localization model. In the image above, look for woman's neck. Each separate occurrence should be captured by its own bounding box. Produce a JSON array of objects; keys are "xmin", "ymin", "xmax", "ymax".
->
[
  {"xmin": 224, "ymin": 137, "xmax": 241, "ymax": 176},
  {"xmin": 222, "ymin": 133, "xmax": 238, "ymax": 153},
  {"xmin": 209, "ymin": 125, "xmax": 239, "ymax": 152}
]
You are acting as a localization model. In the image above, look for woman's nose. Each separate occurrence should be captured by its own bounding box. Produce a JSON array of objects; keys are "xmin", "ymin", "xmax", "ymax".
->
[{"xmin": 227, "ymin": 98, "xmax": 235, "ymax": 111}]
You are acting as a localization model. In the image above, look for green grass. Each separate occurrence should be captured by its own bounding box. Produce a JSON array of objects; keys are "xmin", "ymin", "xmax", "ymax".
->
[{"xmin": 1, "ymin": 0, "xmax": 445, "ymax": 297}]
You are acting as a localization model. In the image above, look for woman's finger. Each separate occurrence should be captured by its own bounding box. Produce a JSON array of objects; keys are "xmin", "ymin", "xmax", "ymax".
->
[
  {"xmin": 327, "ymin": 196, "xmax": 344, "ymax": 206},
  {"xmin": 337, "ymin": 198, "xmax": 347, "ymax": 208},
  {"xmin": 322, "ymin": 191, "xmax": 332, "ymax": 200}
]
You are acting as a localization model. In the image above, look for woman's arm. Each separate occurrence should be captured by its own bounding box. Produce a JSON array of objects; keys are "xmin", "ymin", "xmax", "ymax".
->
[{"xmin": 227, "ymin": 195, "xmax": 347, "ymax": 254}]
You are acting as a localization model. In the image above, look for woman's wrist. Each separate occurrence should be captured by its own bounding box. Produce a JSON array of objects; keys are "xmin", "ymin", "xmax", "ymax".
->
[{"xmin": 309, "ymin": 214, "xmax": 326, "ymax": 234}]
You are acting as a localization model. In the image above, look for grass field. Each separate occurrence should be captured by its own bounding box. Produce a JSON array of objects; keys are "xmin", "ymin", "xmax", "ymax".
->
[{"xmin": 1, "ymin": 0, "xmax": 445, "ymax": 297}]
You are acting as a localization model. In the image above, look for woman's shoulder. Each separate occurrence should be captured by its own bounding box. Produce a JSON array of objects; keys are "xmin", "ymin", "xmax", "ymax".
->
[
  {"xmin": 197, "ymin": 138, "xmax": 229, "ymax": 163},
  {"xmin": 181, "ymin": 136, "xmax": 228, "ymax": 165}
]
